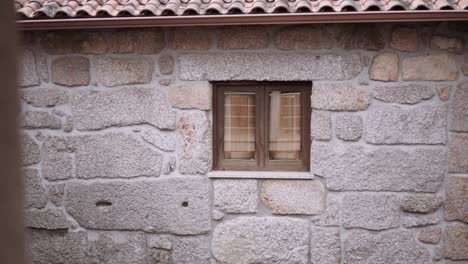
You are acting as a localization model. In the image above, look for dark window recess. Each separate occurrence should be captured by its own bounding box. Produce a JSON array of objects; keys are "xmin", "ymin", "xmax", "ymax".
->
[{"xmin": 212, "ymin": 81, "xmax": 311, "ymax": 171}]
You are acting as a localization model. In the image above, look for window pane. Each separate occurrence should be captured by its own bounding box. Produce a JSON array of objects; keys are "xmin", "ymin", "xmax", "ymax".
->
[
  {"xmin": 224, "ymin": 92, "xmax": 256, "ymax": 160},
  {"xmin": 269, "ymin": 91, "xmax": 301, "ymax": 160}
]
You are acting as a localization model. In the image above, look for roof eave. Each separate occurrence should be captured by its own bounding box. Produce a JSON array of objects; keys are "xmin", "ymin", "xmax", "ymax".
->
[{"xmin": 16, "ymin": 11, "xmax": 468, "ymax": 30}]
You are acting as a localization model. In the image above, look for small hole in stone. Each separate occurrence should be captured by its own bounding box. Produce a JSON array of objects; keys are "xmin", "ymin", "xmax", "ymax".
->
[
  {"xmin": 96, "ymin": 200, "xmax": 112, "ymax": 207},
  {"xmin": 181, "ymin": 201, "xmax": 189, "ymax": 207}
]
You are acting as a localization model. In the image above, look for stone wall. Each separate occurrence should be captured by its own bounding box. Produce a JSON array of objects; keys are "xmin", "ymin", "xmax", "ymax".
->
[{"xmin": 18, "ymin": 22, "xmax": 468, "ymax": 264}]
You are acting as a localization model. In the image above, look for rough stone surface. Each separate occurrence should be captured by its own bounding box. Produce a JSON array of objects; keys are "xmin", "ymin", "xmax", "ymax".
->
[
  {"xmin": 213, "ymin": 209, "xmax": 224, "ymax": 221},
  {"xmin": 214, "ymin": 179, "xmax": 257, "ymax": 213},
  {"xmin": 20, "ymin": 111, "xmax": 62, "ymax": 129},
  {"xmin": 159, "ymin": 79, "xmax": 171, "ymax": 86},
  {"xmin": 178, "ymin": 111, "xmax": 211, "ymax": 174},
  {"xmin": 219, "ymin": 26, "xmax": 269, "ymax": 49},
  {"xmin": 172, "ymin": 236, "xmax": 211, "ymax": 264},
  {"xmin": 63, "ymin": 116, "xmax": 73, "ymax": 133},
  {"xmin": 369, "ymin": 53, "xmax": 399, "ymax": 82},
  {"xmin": 152, "ymin": 251, "xmax": 171, "ymax": 264},
  {"xmin": 162, "ymin": 156, "xmax": 176, "ymax": 175},
  {"xmin": 212, "ymin": 217, "xmax": 308, "ymax": 264},
  {"xmin": 312, "ymin": 83, "xmax": 369, "ymax": 111},
  {"xmin": 80, "ymin": 231, "xmax": 148, "ymax": 264},
  {"xmin": 169, "ymin": 82, "xmax": 212, "ymax": 110},
  {"xmin": 62, "ymin": 133, "xmax": 162, "ymax": 179},
  {"xmin": 335, "ymin": 114, "xmax": 362, "ymax": 141},
  {"xmin": 21, "ymin": 132, "xmax": 40, "ymax": 166},
  {"xmin": 450, "ymin": 80, "xmax": 468, "ymax": 132},
  {"xmin": 27, "ymin": 230, "xmax": 147, "ymax": 264},
  {"xmin": 179, "ymin": 53, "xmax": 362, "ymax": 81},
  {"xmin": 107, "ymin": 31, "xmax": 134, "ymax": 53},
  {"xmin": 170, "ymin": 28, "xmax": 212, "ymax": 50},
  {"xmin": 135, "ymin": 29, "xmax": 165, "ymax": 54},
  {"xmin": 400, "ymin": 194, "xmax": 442, "ymax": 213},
  {"xmin": 311, "ymin": 111, "xmax": 331, "ymax": 141},
  {"xmin": 419, "ymin": 24, "xmax": 436, "ymax": 47},
  {"xmin": 312, "ymin": 142, "xmax": 446, "ymax": 192},
  {"xmin": 310, "ymin": 193, "xmax": 340, "ymax": 227},
  {"xmin": 25, "ymin": 208, "xmax": 70, "ymax": 230},
  {"xmin": 345, "ymin": 229, "xmax": 431, "ymax": 264},
  {"xmin": 148, "ymin": 249, "xmax": 171, "ymax": 264},
  {"xmin": 362, "ymin": 56, "xmax": 371, "ymax": 67},
  {"xmin": 36, "ymin": 53, "xmax": 49, "ymax": 81},
  {"xmin": 418, "ymin": 226, "xmax": 442, "ymax": 244},
  {"xmin": 49, "ymin": 183, "xmax": 65, "ymax": 206},
  {"xmin": 65, "ymin": 178, "xmax": 210, "ymax": 234},
  {"xmin": 42, "ymin": 136, "xmax": 73, "ymax": 181},
  {"xmin": 141, "ymin": 129, "xmax": 176, "ymax": 152},
  {"xmin": 51, "ymin": 56, "xmax": 90, "ymax": 86},
  {"xmin": 331, "ymin": 24, "xmax": 385, "ymax": 50},
  {"xmin": 147, "ymin": 235, "xmax": 172, "ymax": 250},
  {"xmin": 364, "ymin": 105, "xmax": 447, "ymax": 144},
  {"xmin": 445, "ymin": 223, "xmax": 468, "ymax": 260},
  {"xmin": 436, "ymin": 84, "xmax": 451, "ymax": 101},
  {"xmin": 72, "ymin": 88, "xmax": 176, "ymax": 131},
  {"xmin": 158, "ymin": 55, "xmax": 174, "ymax": 75},
  {"xmin": 401, "ymin": 212, "xmax": 439, "ymax": 227},
  {"xmin": 151, "ymin": 250, "xmax": 169, "ymax": 264},
  {"xmin": 27, "ymin": 230, "xmax": 89, "ymax": 264},
  {"xmin": 343, "ymin": 193, "xmax": 400, "ymax": 230},
  {"xmin": 373, "ymin": 84, "xmax": 434, "ymax": 104},
  {"xmin": 41, "ymin": 31, "xmax": 107, "ymax": 54},
  {"xmin": 21, "ymin": 88, "xmax": 68, "ymax": 107},
  {"xmin": 23, "ymin": 168, "xmax": 47, "ymax": 209},
  {"xmin": 274, "ymin": 26, "xmax": 321, "ymax": 50},
  {"xmin": 96, "ymin": 57, "xmax": 153, "ymax": 87},
  {"xmin": 18, "ymin": 25, "xmax": 468, "ymax": 264},
  {"xmin": 391, "ymin": 26, "xmax": 418, "ymax": 52},
  {"xmin": 462, "ymin": 64, "xmax": 468, "ymax": 76},
  {"xmin": 431, "ymin": 35, "xmax": 464, "ymax": 53},
  {"xmin": 18, "ymin": 49, "xmax": 39, "ymax": 87},
  {"xmin": 261, "ymin": 180, "xmax": 324, "ymax": 215},
  {"xmin": 433, "ymin": 244, "xmax": 444, "ymax": 261},
  {"xmin": 445, "ymin": 176, "xmax": 468, "ymax": 223},
  {"xmin": 448, "ymin": 134, "xmax": 468, "ymax": 173},
  {"xmin": 310, "ymin": 227, "xmax": 341, "ymax": 264},
  {"xmin": 52, "ymin": 109, "xmax": 66, "ymax": 117},
  {"xmin": 35, "ymin": 132, "xmax": 45, "ymax": 141},
  {"xmin": 402, "ymin": 53, "xmax": 459, "ymax": 81}
]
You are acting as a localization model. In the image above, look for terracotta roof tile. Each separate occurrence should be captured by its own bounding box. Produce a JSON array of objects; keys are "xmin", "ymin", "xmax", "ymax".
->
[{"xmin": 15, "ymin": 0, "xmax": 468, "ymax": 19}]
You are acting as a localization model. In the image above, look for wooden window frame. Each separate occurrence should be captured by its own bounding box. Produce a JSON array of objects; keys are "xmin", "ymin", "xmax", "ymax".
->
[{"xmin": 212, "ymin": 81, "xmax": 311, "ymax": 172}]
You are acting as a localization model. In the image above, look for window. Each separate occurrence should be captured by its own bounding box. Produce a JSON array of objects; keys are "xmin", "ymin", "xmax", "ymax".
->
[{"xmin": 213, "ymin": 82, "xmax": 311, "ymax": 171}]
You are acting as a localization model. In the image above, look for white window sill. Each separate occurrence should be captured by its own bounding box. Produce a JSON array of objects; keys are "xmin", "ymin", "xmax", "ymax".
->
[{"xmin": 207, "ymin": 171, "xmax": 313, "ymax": 179}]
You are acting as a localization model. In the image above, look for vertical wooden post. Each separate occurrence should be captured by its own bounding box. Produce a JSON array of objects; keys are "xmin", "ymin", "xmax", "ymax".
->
[{"xmin": 0, "ymin": 2, "xmax": 24, "ymax": 264}]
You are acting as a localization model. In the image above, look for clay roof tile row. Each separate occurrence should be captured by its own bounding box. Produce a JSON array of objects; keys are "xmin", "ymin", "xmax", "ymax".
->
[{"xmin": 15, "ymin": 0, "xmax": 468, "ymax": 19}]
